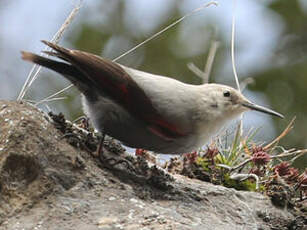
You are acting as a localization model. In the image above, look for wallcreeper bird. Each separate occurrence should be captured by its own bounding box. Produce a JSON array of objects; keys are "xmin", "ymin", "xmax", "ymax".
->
[{"xmin": 21, "ymin": 41, "xmax": 283, "ymax": 154}]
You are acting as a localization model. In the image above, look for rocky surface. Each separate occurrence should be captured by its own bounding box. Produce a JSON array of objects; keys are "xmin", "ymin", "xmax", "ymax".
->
[{"xmin": 0, "ymin": 100, "xmax": 305, "ymax": 230}]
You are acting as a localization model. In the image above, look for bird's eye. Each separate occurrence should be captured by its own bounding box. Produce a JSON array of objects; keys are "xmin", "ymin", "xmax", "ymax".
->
[{"xmin": 223, "ymin": 91, "xmax": 230, "ymax": 97}]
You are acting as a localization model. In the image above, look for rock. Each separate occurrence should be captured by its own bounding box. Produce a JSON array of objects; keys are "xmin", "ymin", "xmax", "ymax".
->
[{"xmin": 0, "ymin": 100, "xmax": 304, "ymax": 230}]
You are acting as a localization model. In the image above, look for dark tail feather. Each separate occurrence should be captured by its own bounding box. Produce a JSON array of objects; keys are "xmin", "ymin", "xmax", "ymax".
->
[
  {"xmin": 41, "ymin": 40, "xmax": 73, "ymax": 62},
  {"xmin": 41, "ymin": 40, "xmax": 70, "ymax": 55},
  {"xmin": 22, "ymin": 51, "xmax": 75, "ymax": 76},
  {"xmin": 42, "ymin": 51, "xmax": 70, "ymax": 62},
  {"xmin": 21, "ymin": 51, "xmax": 92, "ymax": 93}
]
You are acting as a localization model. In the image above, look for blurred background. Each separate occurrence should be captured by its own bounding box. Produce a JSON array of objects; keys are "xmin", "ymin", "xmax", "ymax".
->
[{"xmin": 0, "ymin": 0, "xmax": 306, "ymax": 168}]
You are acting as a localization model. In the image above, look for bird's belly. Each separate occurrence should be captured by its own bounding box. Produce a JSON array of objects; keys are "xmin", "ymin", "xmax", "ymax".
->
[{"xmin": 82, "ymin": 95, "xmax": 200, "ymax": 154}]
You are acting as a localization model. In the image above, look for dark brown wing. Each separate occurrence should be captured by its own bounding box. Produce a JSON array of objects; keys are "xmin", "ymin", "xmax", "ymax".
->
[{"xmin": 22, "ymin": 41, "xmax": 187, "ymax": 140}]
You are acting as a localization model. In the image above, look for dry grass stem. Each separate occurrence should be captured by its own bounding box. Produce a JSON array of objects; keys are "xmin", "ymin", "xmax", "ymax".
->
[
  {"xmin": 231, "ymin": 0, "xmax": 240, "ymax": 92},
  {"xmin": 35, "ymin": 97, "xmax": 68, "ymax": 104},
  {"xmin": 17, "ymin": 1, "xmax": 82, "ymax": 101},
  {"xmin": 113, "ymin": 1, "xmax": 218, "ymax": 62},
  {"xmin": 264, "ymin": 117, "xmax": 296, "ymax": 150},
  {"xmin": 36, "ymin": 85, "xmax": 74, "ymax": 106},
  {"xmin": 240, "ymin": 78, "xmax": 255, "ymax": 92},
  {"xmin": 187, "ymin": 63, "xmax": 206, "ymax": 80},
  {"xmin": 230, "ymin": 173, "xmax": 259, "ymax": 190},
  {"xmin": 187, "ymin": 40, "xmax": 220, "ymax": 83},
  {"xmin": 270, "ymin": 149, "xmax": 307, "ymax": 160},
  {"xmin": 203, "ymin": 40, "xmax": 220, "ymax": 83},
  {"xmin": 218, "ymin": 158, "xmax": 252, "ymax": 172}
]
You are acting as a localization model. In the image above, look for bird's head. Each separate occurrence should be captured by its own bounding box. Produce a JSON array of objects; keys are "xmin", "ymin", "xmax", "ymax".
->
[{"xmin": 202, "ymin": 84, "xmax": 284, "ymax": 120}]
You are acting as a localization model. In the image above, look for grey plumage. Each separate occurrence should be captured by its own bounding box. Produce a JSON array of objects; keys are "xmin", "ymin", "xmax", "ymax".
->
[{"xmin": 21, "ymin": 41, "xmax": 283, "ymax": 154}]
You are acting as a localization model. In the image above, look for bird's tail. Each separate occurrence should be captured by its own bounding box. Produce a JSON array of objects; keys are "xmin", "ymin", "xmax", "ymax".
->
[{"xmin": 21, "ymin": 49, "xmax": 93, "ymax": 94}]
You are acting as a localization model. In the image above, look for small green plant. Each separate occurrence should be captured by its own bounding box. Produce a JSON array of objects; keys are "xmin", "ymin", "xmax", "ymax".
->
[{"xmin": 165, "ymin": 118, "xmax": 307, "ymax": 206}]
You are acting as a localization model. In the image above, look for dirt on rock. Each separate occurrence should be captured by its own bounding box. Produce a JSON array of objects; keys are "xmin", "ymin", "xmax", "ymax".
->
[{"xmin": 0, "ymin": 100, "xmax": 305, "ymax": 230}]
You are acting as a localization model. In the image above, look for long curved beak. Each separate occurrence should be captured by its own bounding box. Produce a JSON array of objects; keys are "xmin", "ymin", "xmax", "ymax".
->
[{"xmin": 242, "ymin": 101, "xmax": 284, "ymax": 118}]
